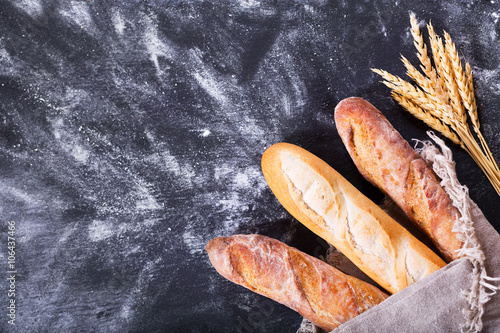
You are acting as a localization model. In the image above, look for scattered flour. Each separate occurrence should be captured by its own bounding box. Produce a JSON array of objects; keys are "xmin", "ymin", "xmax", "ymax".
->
[
  {"xmin": 200, "ymin": 129, "xmax": 211, "ymax": 137},
  {"xmin": 88, "ymin": 219, "xmax": 114, "ymax": 242},
  {"xmin": 118, "ymin": 257, "xmax": 164, "ymax": 321},
  {"xmin": 182, "ymin": 227, "xmax": 207, "ymax": 255},
  {"xmin": 12, "ymin": 0, "xmax": 43, "ymax": 18},
  {"xmin": 58, "ymin": 226, "xmax": 76, "ymax": 244},
  {"xmin": 238, "ymin": 0, "xmax": 261, "ymax": 9},
  {"xmin": 192, "ymin": 70, "xmax": 229, "ymax": 106},
  {"xmin": 50, "ymin": 117, "xmax": 91, "ymax": 164},
  {"xmin": 233, "ymin": 172, "xmax": 251, "ymax": 189},
  {"xmin": 0, "ymin": 181, "xmax": 42, "ymax": 209},
  {"xmin": 69, "ymin": 143, "xmax": 91, "ymax": 164},
  {"xmin": 134, "ymin": 179, "xmax": 162, "ymax": 212},
  {"xmin": 111, "ymin": 8, "xmax": 126, "ymax": 35},
  {"xmin": 59, "ymin": 1, "xmax": 96, "ymax": 34},
  {"xmin": 473, "ymin": 67, "xmax": 500, "ymax": 95},
  {"xmin": 142, "ymin": 15, "xmax": 176, "ymax": 76}
]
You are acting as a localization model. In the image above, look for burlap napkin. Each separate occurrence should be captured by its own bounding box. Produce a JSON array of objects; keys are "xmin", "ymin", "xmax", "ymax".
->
[{"xmin": 298, "ymin": 133, "xmax": 500, "ymax": 333}]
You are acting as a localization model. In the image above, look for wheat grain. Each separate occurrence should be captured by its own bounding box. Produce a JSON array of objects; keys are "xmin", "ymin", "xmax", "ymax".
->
[
  {"xmin": 442, "ymin": 31, "xmax": 467, "ymax": 123},
  {"xmin": 465, "ymin": 62, "xmax": 479, "ymax": 130},
  {"xmin": 401, "ymin": 55, "xmax": 433, "ymax": 94},
  {"xmin": 444, "ymin": 32, "xmax": 469, "ymax": 121},
  {"xmin": 427, "ymin": 24, "xmax": 451, "ymax": 107},
  {"xmin": 400, "ymin": 55, "xmax": 452, "ymax": 120},
  {"xmin": 410, "ymin": 13, "xmax": 434, "ymax": 78},
  {"xmin": 391, "ymin": 91, "xmax": 462, "ymax": 146},
  {"xmin": 373, "ymin": 67, "xmax": 453, "ymax": 125}
]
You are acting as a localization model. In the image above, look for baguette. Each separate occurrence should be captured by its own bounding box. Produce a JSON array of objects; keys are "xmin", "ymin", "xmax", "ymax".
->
[
  {"xmin": 206, "ymin": 234, "xmax": 388, "ymax": 331},
  {"xmin": 334, "ymin": 97, "xmax": 463, "ymax": 262},
  {"xmin": 261, "ymin": 142, "xmax": 446, "ymax": 294}
]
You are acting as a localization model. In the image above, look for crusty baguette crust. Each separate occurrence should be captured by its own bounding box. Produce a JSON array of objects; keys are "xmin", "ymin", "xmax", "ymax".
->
[
  {"xmin": 334, "ymin": 97, "xmax": 462, "ymax": 262},
  {"xmin": 261, "ymin": 142, "xmax": 446, "ymax": 294},
  {"xmin": 206, "ymin": 234, "xmax": 388, "ymax": 331}
]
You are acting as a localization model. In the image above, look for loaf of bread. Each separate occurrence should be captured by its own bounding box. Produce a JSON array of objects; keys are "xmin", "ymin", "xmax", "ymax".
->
[
  {"xmin": 334, "ymin": 97, "xmax": 463, "ymax": 262},
  {"xmin": 206, "ymin": 234, "xmax": 388, "ymax": 331},
  {"xmin": 261, "ymin": 142, "xmax": 446, "ymax": 294}
]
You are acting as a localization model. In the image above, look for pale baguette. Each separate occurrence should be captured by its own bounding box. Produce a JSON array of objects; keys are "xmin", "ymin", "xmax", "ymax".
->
[
  {"xmin": 335, "ymin": 97, "xmax": 463, "ymax": 262},
  {"xmin": 261, "ymin": 142, "xmax": 446, "ymax": 294},
  {"xmin": 206, "ymin": 234, "xmax": 388, "ymax": 331}
]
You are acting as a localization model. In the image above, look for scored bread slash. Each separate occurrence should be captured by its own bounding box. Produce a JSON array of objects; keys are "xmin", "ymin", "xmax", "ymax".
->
[
  {"xmin": 334, "ymin": 97, "xmax": 463, "ymax": 262},
  {"xmin": 261, "ymin": 142, "xmax": 445, "ymax": 294},
  {"xmin": 206, "ymin": 234, "xmax": 389, "ymax": 332}
]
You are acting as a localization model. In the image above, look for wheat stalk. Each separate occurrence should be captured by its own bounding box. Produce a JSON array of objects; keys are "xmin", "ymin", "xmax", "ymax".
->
[
  {"xmin": 372, "ymin": 13, "xmax": 500, "ymax": 196},
  {"xmin": 410, "ymin": 14, "xmax": 436, "ymax": 82}
]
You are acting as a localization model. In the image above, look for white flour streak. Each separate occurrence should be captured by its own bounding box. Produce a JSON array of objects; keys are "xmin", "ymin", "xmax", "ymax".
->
[
  {"xmin": 155, "ymin": 149, "xmax": 195, "ymax": 183},
  {"xmin": 52, "ymin": 117, "xmax": 64, "ymax": 140},
  {"xmin": 290, "ymin": 73, "xmax": 307, "ymax": 109},
  {"xmin": 50, "ymin": 117, "xmax": 91, "ymax": 164},
  {"xmin": 193, "ymin": 71, "xmax": 228, "ymax": 105},
  {"xmin": 0, "ymin": 42, "xmax": 12, "ymax": 66},
  {"xmin": 282, "ymin": 95, "xmax": 291, "ymax": 116},
  {"xmin": 0, "ymin": 181, "xmax": 43, "ymax": 209},
  {"xmin": 218, "ymin": 193, "xmax": 246, "ymax": 231},
  {"xmin": 233, "ymin": 172, "xmax": 250, "ymax": 189},
  {"xmin": 59, "ymin": 1, "xmax": 96, "ymax": 34},
  {"xmin": 120, "ymin": 303, "xmax": 133, "ymax": 321},
  {"xmin": 238, "ymin": 0, "xmax": 260, "ymax": 9},
  {"xmin": 159, "ymin": 150, "xmax": 182, "ymax": 176},
  {"xmin": 492, "ymin": 12, "xmax": 500, "ymax": 24},
  {"xmin": 304, "ymin": 4, "xmax": 316, "ymax": 14},
  {"xmin": 219, "ymin": 196, "xmax": 244, "ymax": 215},
  {"xmin": 189, "ymin": 47, "xmax": 236, "ymax": 106},
  {"xmin": 144, "ymin": 130, "xmax": 196, "ymax": 185},
  {"xmin": 126, "ymin": 245, "xmax": 141, "ymax": 256},
  {"xmin": 58, "ymin": 226, "xmax": 76, "ymax": 243},
  {"xmin": 47, "ymin": 87, "xmax": 89, "ymax": 116},
  {"xmin": 474, "ymin": 68, "xmax": 500, "ymax": 95},
  {"xmin": 111, "ymin": 9, "xmax": 126, "ymax": 35},
  {"xmin": 142, "ymin": 17, "xmax": 175, "ymax": 76},
  {"xmin": 214, "ymin": 164, "xmax": 234, "ymax": 185},
  {"xmin": 182, "ymin": 227, "xmax": 206, "ymax": 255},
  {"xmin": 256, "ymin": 33, "xmax": 308, "ymax": 118},
  {"xmin": 88, "ymin": 220, "xmax": 114, "ymax": 242},
  {"xmin": 487, "ymin": 12, "xmax": 499, "ymax": 42},
  {"xmin": 215, "ymin": 164, "xmax": 266, "ymax": 195},
  {"xmin": 70, "ymin": 143, "xmax": 90, "ymax": 164},
  {"xmin": 119, "ymin": 257, "xmax": 164, "ymax": 321},
  {"xmin": 134, "ymin": 179, "xmax": 162, "ymax": 212},
  {"xmin": 380, "ymin": 23, "xmax": 388, "ymax": 38},
  {"xmin": 12, "ymin": 0, "xmax": 43, "ymax": 18},
  {"xmin": 232, "ymin": 165, "xmax": 266, "ymax": 191}
]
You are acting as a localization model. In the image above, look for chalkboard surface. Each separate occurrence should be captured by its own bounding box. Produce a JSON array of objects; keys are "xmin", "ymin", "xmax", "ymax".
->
[{"xmin": 1, "ymin": 1, "xmax": 500, "ymax": 332}]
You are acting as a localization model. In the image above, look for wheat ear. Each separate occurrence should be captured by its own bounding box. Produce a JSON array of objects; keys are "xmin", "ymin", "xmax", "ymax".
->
[
  {"xmin": 373, "ymin": 14, "xmax": 500, "ymax": 196},
  {"xmin": 410, "ymin": 13, "xmax": 434, "ymax": 79},
  {"xmin": 442, "ymin": 31, "xmax": 467, "ymax": 124}
]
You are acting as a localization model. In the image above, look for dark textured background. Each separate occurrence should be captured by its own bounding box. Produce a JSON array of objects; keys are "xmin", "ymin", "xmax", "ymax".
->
[{"xmin": 1, "ymin": 1, "xmax": 499, "ymax": 332}]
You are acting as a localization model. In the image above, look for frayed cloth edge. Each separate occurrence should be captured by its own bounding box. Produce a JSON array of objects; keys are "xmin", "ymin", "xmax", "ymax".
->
[{"xmin": 415, "ymin": 131, "xmax": 499, "ymax": 333}]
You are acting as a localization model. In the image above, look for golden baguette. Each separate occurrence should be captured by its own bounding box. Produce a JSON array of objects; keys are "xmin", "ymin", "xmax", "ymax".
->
[
  {"xmin": 206, "ymin": 234, "xmax": 388, "ymax": 331},
  {"xmin": 334, "ymin": 97, "xmax": 463, "ymax": 261},
  {"xmin": 261, "ymin": 142, "xmax": 446, "ymax": 294}
]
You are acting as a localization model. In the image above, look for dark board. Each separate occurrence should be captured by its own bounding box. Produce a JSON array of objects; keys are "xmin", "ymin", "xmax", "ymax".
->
[{"xmin": 1, "ymin": 1, "xmax": 499, "ymax": 332}]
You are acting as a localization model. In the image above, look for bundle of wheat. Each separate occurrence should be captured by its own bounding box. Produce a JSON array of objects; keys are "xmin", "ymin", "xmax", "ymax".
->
[{"xmin": 372, "ymin": 13, "xmax": 500, "ymax": 196}]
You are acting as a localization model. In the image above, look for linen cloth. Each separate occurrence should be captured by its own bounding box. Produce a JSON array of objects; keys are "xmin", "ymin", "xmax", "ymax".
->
[{"xmin": 298, "ymin": 134, "xmax": 500, "ymax": 332}]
